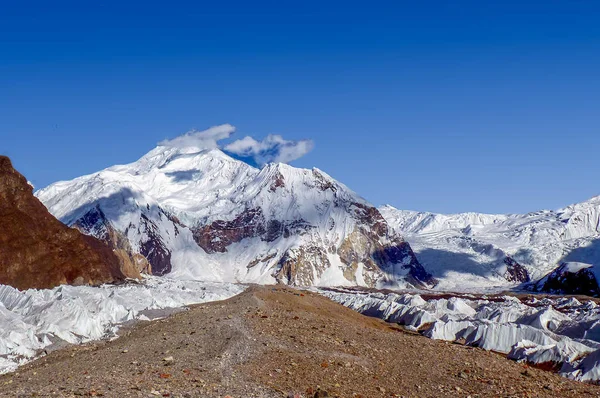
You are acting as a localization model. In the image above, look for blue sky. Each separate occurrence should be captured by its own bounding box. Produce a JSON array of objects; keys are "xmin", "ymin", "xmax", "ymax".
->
[{"xmin": 1, "ymin": 1, "xmax": 599, "ymax": 214}]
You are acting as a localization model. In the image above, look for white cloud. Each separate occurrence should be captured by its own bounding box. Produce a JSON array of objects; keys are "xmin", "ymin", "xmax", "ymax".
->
[
  {"xmin": 158, "ymin": 125, "xmax": 314, "ymax": 165},
  {"xmin": 224, "ymin": 134, "xmax": 314, "ymax": 166},
  {"xmin": 159, "ymin": 124, "xmax": 236, "ymax": 149}
]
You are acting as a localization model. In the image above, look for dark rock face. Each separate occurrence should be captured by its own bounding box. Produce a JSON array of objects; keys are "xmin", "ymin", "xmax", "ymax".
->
[
  {"xmin": 192, "ymin": 207, "xmax": 313, "ymax": 254},
  {"xmin": 269, "ymin": 171, "xmax": 286, "ymax": 192},
  {"xmin": 312, "ymin": 170, "xmax": 337, "ymax": 192},
  {"xmin": 139, "ymin": 214, "xmax": 172, "ymax": 276},
  {"xmin": 377, "ymin": 241, "xmax": 435, "ymax": 286},
  {"xmin": 0, "ymin": 156, "xmax": 129, "ymax": 290},
  {"xmin": 538, "ymin": 263, "xmax": 600, "ymax": 297},
  {"xmin": 503, "ymin": 257, "xmax": 530, "ymax": 283},
  {"xmin": 193, "ymin": 208, "xmax": 267, "ymax": 254},
  {"xmin": 74, "ymin": 207, "xmax": 149, "ymax": 276},
  {"xmin": 351, "ymin": 202, "xmax": 389, "ymax": 237},
  {"xmin": 73, "ymin": 205, "xmax": 175, "ymax": 276}
]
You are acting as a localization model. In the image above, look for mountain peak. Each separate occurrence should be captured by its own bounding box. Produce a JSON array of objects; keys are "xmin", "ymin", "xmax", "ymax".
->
[
  {"xmin": 0, "ymin": 155, "xmax": 14, "ymax": 172},
  {"xmin": 37, "ymin": 148, "xmax": 434, "ymax": 289}
]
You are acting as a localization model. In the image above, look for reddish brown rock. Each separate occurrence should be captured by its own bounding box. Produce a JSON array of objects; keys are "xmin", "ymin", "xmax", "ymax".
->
[
  {"xmin": 503, "ymin": 257, "xmax": 530, "ymax": 283},
  {"xmin": 0, "ymin": 156, "xmax": 132, "ymax": 290},
  {"xmin": 193, "ymin": 208, "xmax": 267, "ymax": 254}
]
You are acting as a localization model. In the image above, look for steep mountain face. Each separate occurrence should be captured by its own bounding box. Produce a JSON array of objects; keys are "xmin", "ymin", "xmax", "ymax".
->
[
  {"xmin": 0, "ymin": 156, "xmax": 138, "ymax": 290},
  {"xmin": 36, "ymin": 147, "xmax": 434, "ymax": 288},
  {"xmin": 380, "ymin": 200, "xmax": 600, "ymax": 291}
]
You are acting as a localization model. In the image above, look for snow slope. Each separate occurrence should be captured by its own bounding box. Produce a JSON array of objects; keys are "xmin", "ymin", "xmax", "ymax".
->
[
  {"xmin": 36, "ymin": 146, "xmax": 433, "ymax": 288},
  {"xmin": 321, "ymin": 288, "xmax": 600, "ymax": 382},
  {"xmin": 380, "ymin": 200, "xmax": 600, "ymax": 291},
  {"xmin": 0, "ymin": 277, "xmax": 243, "ymax": 374}
]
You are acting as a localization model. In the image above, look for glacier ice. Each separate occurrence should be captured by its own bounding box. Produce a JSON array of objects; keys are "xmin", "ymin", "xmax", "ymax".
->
[
  {"xmin": 0, "ymin": 277, "xmax": 244, "ymax": 374},
  {"xmin": 321, "ymin": 288, "xmax": 600, "ymax": 382}
]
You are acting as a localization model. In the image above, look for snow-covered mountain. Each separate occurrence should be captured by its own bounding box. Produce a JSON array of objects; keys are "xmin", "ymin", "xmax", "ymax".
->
[
  {"xmin": 380, "ymin": 200, "xmax": 600, "ymax": 291},
  {"xmin": 36, "ymin": 146, "xmax": 434, "ymax": 288}
]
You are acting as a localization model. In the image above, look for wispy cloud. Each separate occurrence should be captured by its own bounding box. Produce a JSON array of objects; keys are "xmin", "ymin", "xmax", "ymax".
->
[
  {"xmin": 159, "ymin": 124, "xmax": 314, "ymax": 166},
  {"xmin": 224, "ymin": 135, "xmax": 314, "ymax": 166},
  {"xmin": 159, "ymin": 124, "xmax": 236, "ymax": 149}
]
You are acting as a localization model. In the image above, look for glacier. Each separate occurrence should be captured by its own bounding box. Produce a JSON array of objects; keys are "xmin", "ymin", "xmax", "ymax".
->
[
  {"xmin": 0, "ymin": 277, "xmax": 244, "ymax": 374},
  {"xmin": 320, "ymin": 288, "xmax": 600, "ymax": 382}
]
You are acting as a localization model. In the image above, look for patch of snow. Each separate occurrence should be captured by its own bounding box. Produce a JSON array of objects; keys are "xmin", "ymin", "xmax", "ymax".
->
[{"xmin": 563, "ymin": 262, "xmax": 594, "ymax": 273}]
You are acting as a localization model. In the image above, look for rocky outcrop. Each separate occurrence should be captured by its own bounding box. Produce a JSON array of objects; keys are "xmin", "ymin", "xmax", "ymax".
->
[
  {"xmin": 138, "ymin": 213, "xmax": 172, "ymax": 275},
  {"xmin": 73, "ymin": 206, "xmax": 149, "ymax": 276},
  {"xmin": 193, "ymin": 208, "xmax": 268, "ymax": 254},
  {"xmin": 536, "ymin": 262, "xmax": 600, "ymax": 297},
  {"xmin": 275, "ymin": 245, "xmax": 331, "ymax": 286},
  {"xmin": 0, "ymin": 156, "xmax": 135, "ymax": 290},
  {"xmin": 337, "ymin": 221, "xmax": 435, "ymax": 287},
  {"xmin": 193, "ymin": 207, "xmax": 314, "ymax": 254},
  {"xmin": 503, "ymin": 257, "xmax": 530, "ymax": 283}
]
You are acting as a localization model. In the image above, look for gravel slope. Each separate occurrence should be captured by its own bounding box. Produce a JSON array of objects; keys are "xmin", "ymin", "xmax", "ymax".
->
[{"xmin": 1, "ymin": 286, "xmax": 600, "ymax": 397}]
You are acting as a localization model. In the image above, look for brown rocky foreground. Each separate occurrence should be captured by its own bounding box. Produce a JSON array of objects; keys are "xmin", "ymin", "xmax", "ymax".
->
[{"xmin": 2, "ymin": 286, "xmax": 600, "ymax": 398}]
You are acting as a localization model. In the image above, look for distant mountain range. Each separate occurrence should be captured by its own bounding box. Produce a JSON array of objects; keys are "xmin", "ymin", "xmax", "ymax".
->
[{"xmin": 380, "ymin": 200, "xmax": 600, "ymax": 291}]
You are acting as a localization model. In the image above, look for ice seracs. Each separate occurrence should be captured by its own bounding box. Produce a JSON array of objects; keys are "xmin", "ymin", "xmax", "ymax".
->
[
  {"xmin": 320, "ymin": 288, "xmax": 600, "ymax": 382},
  {"xmin": 37, "ymin": 143, "xmax": 434, "ymax": 288},
  {"xmin": 0, "ymin": 277, "xmax": 244, "ymax": 374}
]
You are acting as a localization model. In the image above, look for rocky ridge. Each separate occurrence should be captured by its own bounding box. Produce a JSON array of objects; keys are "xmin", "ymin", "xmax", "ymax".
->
[
  {"xmin": 0, "ymin": 156, "xmax": 139, "ymax": 290},
  {"xmin": 535, "ymin": 262, "xmax": 600, "ymax": 296}
]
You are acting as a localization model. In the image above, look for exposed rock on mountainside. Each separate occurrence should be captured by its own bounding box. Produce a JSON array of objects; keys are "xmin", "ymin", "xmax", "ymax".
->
[
  {"xmin": 536, "ymin": 262, "xmax": 600, "ymax": 296},
  {"xmin": 36, "ymin": 145, "xmax": 434, "ymax": 288},
  {"xmin": 503, "ymin": 257, "xmax": 530, "ymax": 283},
  {"xmin": 0, "ymin": 156, "xmax": 138, "ymax": 290},
  {"xmin": 380, "ymin": 202, "xmax": 600, "ymax": 291},
  {"xmin": 73, "ymin": 205, "xmax": 152, "ymax": 275}
]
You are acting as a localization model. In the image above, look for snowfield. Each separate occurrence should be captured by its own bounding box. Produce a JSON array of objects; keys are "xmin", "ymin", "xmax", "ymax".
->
[
  {"xmin": 320, "ymin": 288, "xmax": 600, "ymax": 382},
  {"xmin": 380, "ymin": 201, "xmax": 600, "ymax": 291},
  {"xmin": 0, "ymin": 277, "xmax": 244, "ymax": 374}
]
